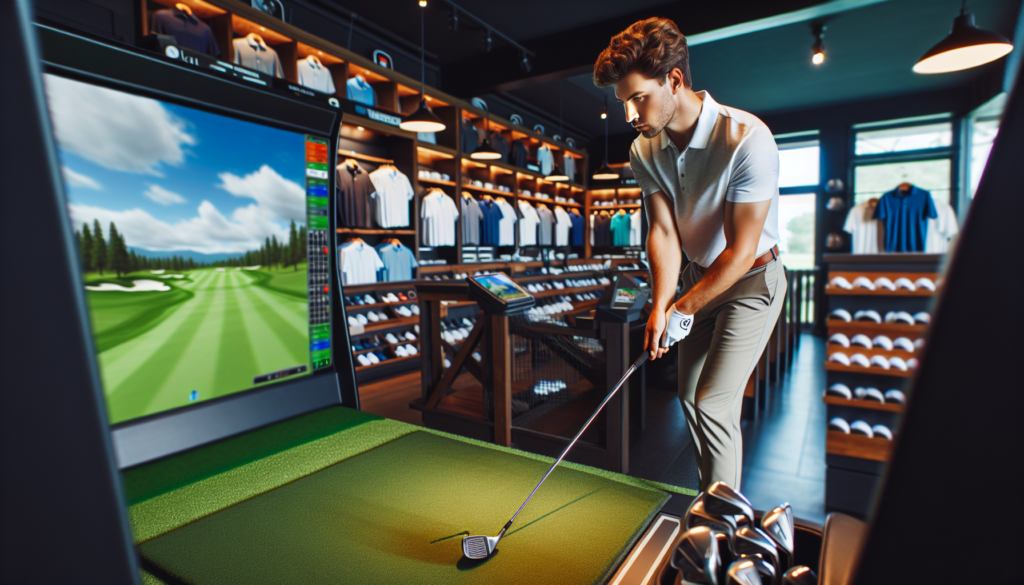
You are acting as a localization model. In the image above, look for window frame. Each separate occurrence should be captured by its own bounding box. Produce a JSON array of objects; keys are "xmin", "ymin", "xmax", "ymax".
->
[{"xmin": 776, "ymin": 131, "xmax": 821, "ymax": 195}]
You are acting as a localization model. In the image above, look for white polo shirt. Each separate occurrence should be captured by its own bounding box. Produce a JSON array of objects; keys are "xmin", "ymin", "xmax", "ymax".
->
[{"xmin": 630, "ymin": 91, "xmax": 779, "ymax": 267}]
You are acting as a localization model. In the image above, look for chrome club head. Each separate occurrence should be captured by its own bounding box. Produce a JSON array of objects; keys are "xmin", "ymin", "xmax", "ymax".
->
[
  {"xmin": 725, "ymin": 559, "xmax": 763, "ymax": 585},
  {"xmin": 704, "ymin": 482, "xmax": 755, "ymax": 526},
  {"xmin": 733, "ymin": 527, "xmax": 780, "ymax": 576},
  {"xmin": 671, "ymin": 526, "xmax": 721, "ymax": 585},
  {"xmin": 761, "ymin": 504, "xmax": 794, "ymax": 573},
  {"xmin": 714, "ymin": 532, "xmax": 734, "ymax": 584},
  {"xmin": 686, "ymin": 498, "xmax": 740, "ymax": 539},
  {"xmin": 781, "ymin": 566, "xmax": 818, "ymax": 584},
  {"xmin": 461, "ymin": 525, "xmax": 507, "ymax": 560},
  {"xmin": 739, "ymin": 555, "xmax": 776, "ymax": 585}
]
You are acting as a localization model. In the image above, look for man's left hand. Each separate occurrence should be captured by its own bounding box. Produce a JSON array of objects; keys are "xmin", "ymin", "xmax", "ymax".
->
[{"xmin": 661, "ymin": 307, "xmax": 694, "ymax": 348}]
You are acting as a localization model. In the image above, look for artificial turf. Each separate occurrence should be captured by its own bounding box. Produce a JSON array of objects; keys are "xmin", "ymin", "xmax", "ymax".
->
[
  {"xmin": 85, "ymin": 265, "xmax": 310, "ymax": 424},
  {"xmin": 139, "ymin": 431, "xmax": 669, "ymax": 585}
]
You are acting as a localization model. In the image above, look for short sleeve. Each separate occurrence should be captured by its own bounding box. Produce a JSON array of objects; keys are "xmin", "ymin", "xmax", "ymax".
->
[
  {"xmin": 726, "ymin": 126, "xmax": 779, "ymax": 203},
  {"xmin": 842, "ymin": 208, "xmax": 856, "ymax": 234},
  {"xmin": 371, "ymin": 249, "xmax": 384, "ymax": 270},
  {"xmin": 924, "ymin": 192, "xmax": 938, "ymax": 219},
  {"xmin": 629, "ymin": 142, "xmax": 665, "ymax": 199},
  {"xmin": 874, "ymin": 199, "xmax": 887, "ymax": 220},
  {"xmin": 401, "ymin": 175, "xmax": 414, "ymax": 200}
]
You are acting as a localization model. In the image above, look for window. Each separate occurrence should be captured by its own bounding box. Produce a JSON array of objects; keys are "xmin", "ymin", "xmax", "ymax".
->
[
  {"xmin": 778, "ymin": 142, "xmax": 820, "ymax": 188},
  {"xmin": 777, "ymin": 193, "xmax": 816, "ymax": 270},
  {"xmin": 853, "ymin": 160, "xmax": 952, "ymax": 206},
  {"xmin": 967, "ymin": 94, "xmax": 1005, "ymax": 199},
  {"xmin": 854, "ymin": 121, "xmax": 952, "ymax": 155}
]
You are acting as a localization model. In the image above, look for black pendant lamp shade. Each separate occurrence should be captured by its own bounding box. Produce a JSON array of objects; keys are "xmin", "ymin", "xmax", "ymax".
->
[
  {"xmin": 913, "ymin": 3, "xmax": 1013, "ymax": 74},
  {"xmin": 548, "ymin": 163, "xmax": 568, "ymax": 182},
  {"xmin": 400, "ymin": 4, "xmax": 445, "ymax": 132},
  {"xmin": 470, "ymin": 140, "xmax": 501, "ymax": 160}
]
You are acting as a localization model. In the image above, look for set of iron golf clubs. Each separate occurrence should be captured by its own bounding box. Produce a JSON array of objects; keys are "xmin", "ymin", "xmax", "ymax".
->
[{"xmin": 672, "ymin": 482, "xmax": 817, "ymax": 585}]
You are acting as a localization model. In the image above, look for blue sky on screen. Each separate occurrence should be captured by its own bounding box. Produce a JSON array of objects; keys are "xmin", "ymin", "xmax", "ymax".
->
[{"xmin": 45, "ymin": 74, "xmax": 308, "ymax": 255}]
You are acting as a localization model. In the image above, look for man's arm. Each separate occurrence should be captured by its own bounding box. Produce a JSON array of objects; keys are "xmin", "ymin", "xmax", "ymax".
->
[
  {"xmin": 673, "ymin": 199, "xmax": 771, "ymax": 316},
  {"xmin": 643, "ymin": 191, "xmax": 682, "ymax": 360}
]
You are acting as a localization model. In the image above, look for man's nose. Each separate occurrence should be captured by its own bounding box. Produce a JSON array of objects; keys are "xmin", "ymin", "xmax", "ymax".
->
[{"xmin": 624, "ymin": 101, "xmax": 638, "ymax": 124}]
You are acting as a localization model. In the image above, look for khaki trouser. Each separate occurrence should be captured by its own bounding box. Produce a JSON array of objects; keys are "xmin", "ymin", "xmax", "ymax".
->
[{"xmin": 678, "ymin": 259, "xmax": 787, "ymax": 492}]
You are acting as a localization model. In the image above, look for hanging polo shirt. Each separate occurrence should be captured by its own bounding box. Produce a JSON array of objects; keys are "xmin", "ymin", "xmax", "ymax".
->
[
  {"xmin": 376, "ymin": 242, "xmax": 418, "ymax": 282},
  {"xmin": 611, "ymin": 212, "xmax": 632, "ymax": 246},
  {"xmin": 510, "ymin": 140, "xmax": 528, "ymax": 168},
  {"xmin": 338, "ymin": 241, "xmax": 383, "ymax": 285},
  {"xmin": 461, "ymin": 194, "xmax": 483, "ymax": 245},
  {"xmin": 347, "ymin": 76, "xmax": 376, "ymax": 106},
  {"xmin": 564, "ymin": 155, "xmax": 576, "ymax": 184},
  {"xmin": 570, "ymin": 211, "xmax": 584, "ymax": 246},
  {"xmin": 554, "ymin": 206, "xmax": 572, "ymax": 246},
  {"xmin": 152, "ymin": 8, "xmax": 220, "ymax": 56},
  {"xmin": 489, "ymin": 133, "xmax": 510, "ymax": 161},
  {"xmin": 629, "ymin": 91, "xmax": 779, "ymax": 267},
  {"xmin": 629, "ymin": 210, "xmax": 642, "ymax": 246},
  {"xmin": 460, "ymin": 121, "xmax": 479, "ymax": 153},
  {"xmin": 874, "ymin": 186, "xmax": 938, "ymax": 252},
  {"xmin": 232, "ymin": 37, "xmax": 284, "ymax": 78},
  {"xmin": 537, "ymin": 146, "xmax": 555, "ymax": 176},
  {"xmin": 421, "ymin": 191, "xmax": 459, "ymax": 246},
  {"xmin": 495, "ymin": 198, "xmax": 517, "ymax": 245},
  {"xmin": 518, "ymin": 201, "xmax": 540, "ymax": 245},
  {"xmin": 296, "ymin": 58, "xmax": 336, "ymax": 94},
  {"xmin": 843, "ymin": 201, "xmax": 883, "ymax": 254},
  {"xmin": 478, "ymin": 199, "xmax": 497, "ymax": 245},
  {"xmin": 369, "ymin": 167, "xmax": 414, "ymax": 228},
  {"xmin": 536, "ymin": 205, "xmax": 554, "ymax": 246},
  {"xmin": 925, "ymin": 201, "xmax": 959, "ymax": 253},
  {"xmin": 336, "ymin": 161, "xmax": 373, "ymax": 228}
]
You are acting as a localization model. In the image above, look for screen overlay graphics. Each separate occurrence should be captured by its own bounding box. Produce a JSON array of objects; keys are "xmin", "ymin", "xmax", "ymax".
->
[{"xmin": 45, "ymin": 74, "xmax": 332, "ymax": 425}]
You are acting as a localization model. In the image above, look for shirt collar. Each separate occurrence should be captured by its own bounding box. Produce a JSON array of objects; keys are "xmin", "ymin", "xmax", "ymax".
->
[
  {"xmin": 659, "ymin": 90, "xmax": 719, "ymax": 152},
  {"xmin": 247, "ymin": 36, "xmax": 265, "ymax": 51},
  {"xmin": 172, "ymin": 7, "xmax": 198, "ymax": 22}
]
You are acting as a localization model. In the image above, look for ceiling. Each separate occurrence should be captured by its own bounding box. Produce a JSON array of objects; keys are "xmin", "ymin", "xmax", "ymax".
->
[{"xmin": 312, "ymin": 0, "xmax": 1021, "ymax": 146}]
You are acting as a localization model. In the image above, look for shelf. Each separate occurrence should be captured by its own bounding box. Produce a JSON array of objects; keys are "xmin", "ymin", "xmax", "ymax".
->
[
  {"xmin": 462, "ymin": 184, "xmax": 515, "ymax": 197},
  {"xmin": 513, "ymin": 270, "xmax": 605, "ymax": 283},
  {"xmin": 827, "ymin": 322, "xmax": 929, "ymax": 336},
  {"xmin": 355, "ymin": 353, "xmax": 419, "ymax": 372},
  {"xmin": 590, "ymin": 204, "xmax": 641, "ymax": 211},
  {"xmin": 519, "ymin": 194, "xmax": 582, "ymax": 208},
  {"xmin": 344, "ymin": 300, "xmax": 416, "ymax": 311},
  {"xmin": 824, "ymin": 362, "xmax": 915, "ymax": 378},
  {"xmin": 825, "ymin": 286, "xmax": 934, "ymax": 297},
  {"xmin": 533, "ymin": 284, "xmax": 607, "ymax": 298},
  {"xmin": 419, "ymin": 177, "xmax": 456, "ymax": 187},
  {"xmin": 823, "ymin": 395, "xmax": 904, "ymax": 413},
  {"xmin": 337, "ymin": 228, "xmax": 416, "ymax": 235},
  {"xmin": 826, "ymin": 431, "xmax": 893, "ymax": 462},
  {"xmin": 360, "ymin": 315, "xmax": 419, "ymax": 333},
  {"xmin": 416, "ymin": 143, "xmax": 457, "ymax": 159},
  {"xmin": 337, "ymin": 149, "xmax": 394, "ymax": 164},
  {"xmin": 825, "ymin": 344, "xmax": 917, "ymax": 359}
]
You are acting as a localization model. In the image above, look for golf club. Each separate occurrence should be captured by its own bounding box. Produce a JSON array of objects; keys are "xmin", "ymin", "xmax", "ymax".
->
[
  {"xmin": 714, "ymin": 532, "xmax": 734, "ymax": 584},
  {"xmin": 705, "ymin": 482, "xmax": 755, "ymax": 526},
  {"xmin": 738, "ymin": 554, "xmax": 776, "ymax": 585},
  {"xmin": 726, "ymin": 559, "xmax": 763, "ymax": 585},
  {"xmin": 670, "ymin": 526, "xmax": 720, "ymax": 584},
  {"xmin": 760, "ymin": 503, "xmax": 794, "ymax": 573},
  {"xmin": 686, "ymin": 498, "xmax": 740, "ymax": 539},
  {"xmin": 462, "ymin": 352, "xmax": 649, "ymax": 559},
  {"xmin": 781, "ymin": 566, "xmax": 818, "ymax": 584},
  {"xmin": 733, "ymin": 526, "xmax": 780, "ymax": 576}
]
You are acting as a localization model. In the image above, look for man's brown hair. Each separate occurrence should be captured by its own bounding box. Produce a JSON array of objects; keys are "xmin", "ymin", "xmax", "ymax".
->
[{"xmin": 593, "ymin": 17, "xmax": 691, "ymax": 88}]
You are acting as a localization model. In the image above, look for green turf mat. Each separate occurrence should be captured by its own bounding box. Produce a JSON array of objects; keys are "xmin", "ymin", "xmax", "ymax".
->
[
  {"xmin": 123, "ymin": 406, "xmax": 382, "ymax": 505},
  {"xmin": 140, "ymin": 432, "xmax": 669, "ymax": 585}
]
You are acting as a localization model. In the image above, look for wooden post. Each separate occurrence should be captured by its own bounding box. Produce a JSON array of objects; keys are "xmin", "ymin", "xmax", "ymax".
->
[
  {"xmin": 491, "ymin": 314, "xmax": 512, "ymax": 447},
  {"xmin": 602, "ymin": 321, "xmax": 629, "ymax": 473}
]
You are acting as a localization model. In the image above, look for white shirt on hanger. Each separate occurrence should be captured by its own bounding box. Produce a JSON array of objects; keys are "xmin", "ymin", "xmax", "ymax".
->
[
  {"xmin": 554, "ymin": 206, "xmax": 572, "ymax": 246},
  {"xmin": 369, "ymin": 167, "xmax": 414, "ymax": 228},
  {"xmin": 421, "ymin": 190, "xmax": 459, "ymax": 246},
  {"xmin": 338, "ymin": 241, "xmax": 384, "ymax": 285},
  {"xmin": 629, "ymin": 210, "xmax": 642, "ymax": 246},
  {"xmin": 518, "ymin": 200, "xmax": 540, "ymax": 246},
  {"xmin": 843, "ymin": 201, "xmax": 883, "ymax": 254},
  {"xmin": 296, "ymin": 57, "xmax": 336, "ymax": 94},
  {"xmin": 925, "ymin": 202, "xmax": 959, "ymax": 253},
  {"xmin": 495, "ymin": 198, "xmax": 518, "ymax": 246}
]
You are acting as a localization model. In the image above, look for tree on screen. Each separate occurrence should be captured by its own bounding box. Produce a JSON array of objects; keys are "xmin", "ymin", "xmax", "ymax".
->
[
  {"xmin": 79, "ymin": 223, "xmax": 93, "ymax": 272},
  {"xmin": 108, "ymin": 222, "xmax": 130, "ymax": 277},
  {"xmin": 92, "ymin": 220, "xmax": 107, "ymax": 275}
]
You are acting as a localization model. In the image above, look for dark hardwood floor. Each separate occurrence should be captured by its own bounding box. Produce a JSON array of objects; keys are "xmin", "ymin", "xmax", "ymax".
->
[{"xmin": 356, "ymin": 333, "xmax": 827, "ymax": 524}]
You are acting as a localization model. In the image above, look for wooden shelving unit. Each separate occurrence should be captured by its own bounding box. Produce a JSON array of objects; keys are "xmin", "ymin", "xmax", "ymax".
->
[
  {"xmin": 824, "ymin": 362, "xmax": 915, "ymax": 378},
  {"xmin": 823, "ymin": 395, "xmax": 904, "ymax": 413},
  {"xmin": 826, "ymin": 431, "xmax": 893, "ymax": 463}
]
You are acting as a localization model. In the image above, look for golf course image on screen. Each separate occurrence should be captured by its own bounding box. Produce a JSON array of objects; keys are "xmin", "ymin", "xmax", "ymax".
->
[{"xmin": 45, "ymin": 74, "xmax": 317, "ymax": 425}]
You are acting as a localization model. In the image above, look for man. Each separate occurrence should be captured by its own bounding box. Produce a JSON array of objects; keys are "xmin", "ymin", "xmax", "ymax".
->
[{"xmin": 594, "ymin": 17, "xmax": 787, "ymax": 491}]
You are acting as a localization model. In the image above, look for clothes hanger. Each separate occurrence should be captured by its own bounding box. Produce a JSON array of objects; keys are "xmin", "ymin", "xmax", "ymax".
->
[
  {"xmin": 898, "ymin": 182, "xmax": 913, "ymax": 192},
  {"xmin": 174, "ymin": 3, "xmax": 193, "ymax": 15},
  {"xmin": 305, "ymin": 54, "xmax": 322, "ymax": 67},
  {"xmin": 245, "ymin": 32, "xmax": 267, "ymax": 49}
]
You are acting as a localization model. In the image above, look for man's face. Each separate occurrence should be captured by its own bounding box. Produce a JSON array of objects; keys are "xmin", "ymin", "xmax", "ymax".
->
[{"xmin": 613, "ymin": 71, "xmax": 677, "ymax": 139}]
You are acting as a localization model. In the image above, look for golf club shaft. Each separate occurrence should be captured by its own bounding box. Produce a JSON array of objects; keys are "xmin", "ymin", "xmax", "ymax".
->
[{"xmin": 503, "ymin": 352, "xmax": 649, "ymax": 529}]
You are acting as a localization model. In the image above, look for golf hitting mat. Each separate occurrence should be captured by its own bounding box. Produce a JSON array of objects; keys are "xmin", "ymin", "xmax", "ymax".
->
[{"xmin": 139, "ymin": 431, "xmax": 668, "ymax": 585}]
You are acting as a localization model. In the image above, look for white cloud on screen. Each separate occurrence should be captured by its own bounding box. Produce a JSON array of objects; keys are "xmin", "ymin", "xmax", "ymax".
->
[
  {"xmin": 44, "ymin": 74, "xmax": 196, "ymax": 176},
  {"xmin": 62, "ymin": 166, "xmax": 102, "ymax": 190},
  {"xmin": 217, "ymin": 165, "xmax": 306, "ymax": 222},
  {"xmin": 144, "ymin": 184, "xmax": 187, "ymax": 205}
]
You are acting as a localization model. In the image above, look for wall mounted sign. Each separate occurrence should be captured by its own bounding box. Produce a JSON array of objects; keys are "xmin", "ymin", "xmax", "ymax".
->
[
  {"xmin": 372, "ymin": 50, "xmax": 393, "ymax": 69},
  {"xmin": 250, "ymin": 0, "xmax": 284, "ymax": 20},
  {"xmin": 533, "ymin": 124, "xmax": 545, "ymax": 135},
  {"xmin": 510, "ymin": 114, "xmax": 523, "ymax": 125}
]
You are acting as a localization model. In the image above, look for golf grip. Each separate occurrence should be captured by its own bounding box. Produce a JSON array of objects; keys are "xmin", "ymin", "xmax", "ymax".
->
[{"xmin": 504, "ymin": 352, "xmax": 647, "ymax": 528}]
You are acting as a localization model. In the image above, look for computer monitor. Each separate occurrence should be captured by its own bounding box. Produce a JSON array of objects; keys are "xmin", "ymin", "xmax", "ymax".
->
[
  {"xmin": 468, "ymin": 272, "xmax": 535, "ymax": 314},
  {"xmin": 37, "ymin": 24, "xmax": 352, "ymax": 468}
]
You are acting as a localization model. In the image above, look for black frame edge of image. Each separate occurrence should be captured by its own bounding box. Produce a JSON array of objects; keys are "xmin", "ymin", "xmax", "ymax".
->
[{"xmin": 0, "ymin": 1, "xmax": 139, "ymax": 582}]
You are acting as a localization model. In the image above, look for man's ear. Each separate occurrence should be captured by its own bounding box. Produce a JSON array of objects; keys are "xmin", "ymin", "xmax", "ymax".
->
[{"xmin": 667, "ymin": 68, "xmax": 685, "ymax": 94}]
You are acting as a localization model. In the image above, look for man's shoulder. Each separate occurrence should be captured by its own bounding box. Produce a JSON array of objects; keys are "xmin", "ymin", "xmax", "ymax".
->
[
  {"xmin": 630, "ymin": 133, "xmax": 661, "ymax": 162},
  {"xmin": 716, "ymin": 102, "xmax": 772, "ymax": 143}
]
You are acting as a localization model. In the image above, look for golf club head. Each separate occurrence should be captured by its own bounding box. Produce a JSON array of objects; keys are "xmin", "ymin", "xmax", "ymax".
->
[
  {"xmin": 733, "ymin": 527, "xmax": 780, "ymax": 576},
  {"xmin": 714, "ymin": 532, "xmax": 734, "ymax": 584},
  {"xmin": 686, "ymin": 498, "xmax": 739, "ymax": 539},
  {"xmin": 760, "ymin": 503, "xmax": 794, "ymax": 573},
  {"xmin": 726, "ymin": 559, "xmax": 763, "ymax": 585},
  {"xmin": 781, "ymin": 566, "xmax": 818, "ymax": 584},
  {"xmin": 671, "ymin": 526, "xmax": 720, "ymax": 584},
  {"xmin": 705, "ymin": 482, "xmax": 755, "ymax": 526},
  {"xmin": 739, "ymin": 554, "xmax": 776, "ymax": 585},
  {"xmin": 461, "ymin": 535, "xmax": 499, "ymax": 559}
]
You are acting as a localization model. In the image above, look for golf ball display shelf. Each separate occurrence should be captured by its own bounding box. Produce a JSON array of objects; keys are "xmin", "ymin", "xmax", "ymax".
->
[{"xmin": 822, "ymin": 253, "xmax": 944, "ymax": 518}]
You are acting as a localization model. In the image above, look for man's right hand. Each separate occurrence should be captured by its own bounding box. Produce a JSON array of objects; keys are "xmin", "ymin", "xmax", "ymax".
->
[{"xmin": 644, "ymin": 310, "xmax": 668, "ymax": 360}]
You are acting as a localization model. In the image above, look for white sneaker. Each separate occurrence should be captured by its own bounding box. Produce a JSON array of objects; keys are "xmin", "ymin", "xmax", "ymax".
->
[
  {"xmin": 385, "ymin": 333, "xmax": 399, "ymax": 344},
  {"xmin": 366, "ymin": 352, "xmax": 380, "ymax": 364},
  {"xmin": 405, "ymin": 344, "xmax": 418, "ymax": 355},
  {"xmin": 348, "ymin": 316, "xmax": 359, "ymax": 327},
  {"xmin": 411, "ymin": 304, "xmax": 420, "ymax": 315},
  {"xmin": 356, "ymin": 314, "xmax": 369, "ymax": 325},
  {"xmin": 376, "ymin": 312, "xmax": 388, "ymax": 321},
  {"xmin": 396, "ymin": 306, "xmax": 412, "ymax": 318},
  {"xmin": 443, "ymin": 331, "xmax": 456, "ymax": 344},
  {"xmin": 395, "ymin": 345, "xmax": 409, "ymax": 357},
  {"xmin": 356, "ymin": 354, "xmax": 372, "ymax": 366},
  {"xmin": 367, "ymin": 311, "xmax": 380, "ymax": 322},
  {"xmin": 363, "ymin": 295, "xmax": 375, "ymax": 304},
  {"xmin": 404, "ymin": 331, "xmax": 417, "ymax": 341}
]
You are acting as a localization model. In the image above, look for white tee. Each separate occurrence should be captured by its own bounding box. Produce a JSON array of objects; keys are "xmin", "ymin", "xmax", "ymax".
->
[
  {"xmin": 338, "ymin": 240, "xmax": 384, "ymax": 285},
  {"xmin": 296, "ymin": 58, "xmax": 336, "ymax": 94},
  {"xmin": 629, "ymin": 210, "xmax": 642, "ymax": 246},
  {"xmin": 496, "ymin": 198, "xmax": 517, "ymax": 246},
  {"xmin": 843, "ymin": 202, "xmax": 883, "ymax": 254},
  {"xmin": 369, "ymin": 167, "xmax": 414, "ymax": 228},
  {"xmin": 420, "ymin": 190, "xmax": 459, "ymax": 246},
  {"xmin": 630, "ymin": 91, "xmax": 779, "ymax": 267},
  {"xmin": 925, "ymin": 202, "xmax": 959, "ymax": 253},
  {"xmin": 518, "ymin": 201, "xmax": 539, "ymax": 246},
  {"xmin": 554, "ymin": 206, "xmax": 572, "ymax": 246}
]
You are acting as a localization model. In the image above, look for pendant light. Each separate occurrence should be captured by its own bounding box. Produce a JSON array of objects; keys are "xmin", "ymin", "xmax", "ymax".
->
[
  {"xmin": 470, "ymin": 104, "xmax": 502, "ymax": 160},
  {"xmin": 593, "ymin": 94, "xmax": 619, "ymax": 181},
  {"xmin": 400, "ymin": 1, "xmax": 445, "ymax": 133},
  {"xmin": 811, "ymin": 25, "xmax": 826, "ymax": 66},
  {"xmin": 913, "ymin": 0, "xmax": 1013, "ymax": 74},
  {"xmin": 547, "ymin": 80, "xmax": 569, "ymax": 182}
]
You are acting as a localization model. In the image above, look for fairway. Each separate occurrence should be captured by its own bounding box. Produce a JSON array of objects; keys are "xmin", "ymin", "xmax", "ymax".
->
[{"xmin": 88, "ymin": 267, "xmax": 310, "ymax": 425}]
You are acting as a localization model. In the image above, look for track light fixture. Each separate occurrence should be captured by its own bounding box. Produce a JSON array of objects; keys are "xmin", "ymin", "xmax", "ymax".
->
[
  {"xmin": 812, "ymin": 25, "xmax": 826, "ymax": 65},
  {"xmin": 600, "ymin": 109, "xmax": 607, "ymax": 120},
  {"xmin": 418, "ymin": 0, "xmax": 426, "ymax": 6},
  {"xmin": 913, "ymin": 0, "xmax": 1013, "ymax": 74},
  {"xmin": 483, "ymin": 29, "xmax": 493, "ymax": 52}
]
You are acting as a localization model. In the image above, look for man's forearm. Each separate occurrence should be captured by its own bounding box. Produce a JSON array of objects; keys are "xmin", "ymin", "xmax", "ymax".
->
[
  {"xmin": 647, "ymin": 227, "xmax": 682, "ymax": 313},
  {"xmin": 674, "ymin": 247, "xmax": 755, "ymax": 315}
]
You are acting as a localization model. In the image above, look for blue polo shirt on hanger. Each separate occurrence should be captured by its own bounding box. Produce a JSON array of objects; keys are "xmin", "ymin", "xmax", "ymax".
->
[{"xmin": 874, "ymin": 185, "xmax": 939, "ymax": 252}]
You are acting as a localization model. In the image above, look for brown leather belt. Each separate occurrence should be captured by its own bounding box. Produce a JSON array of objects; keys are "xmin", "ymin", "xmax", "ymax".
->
[{"xmin": 692, "ymin": 245, "xmax": 779, "ymax": 277}]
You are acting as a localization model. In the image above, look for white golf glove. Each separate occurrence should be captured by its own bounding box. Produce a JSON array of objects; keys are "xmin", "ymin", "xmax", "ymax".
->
[{"xmin": 661, "ymin": 308, "xmax": 694, "ymax": 348}]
